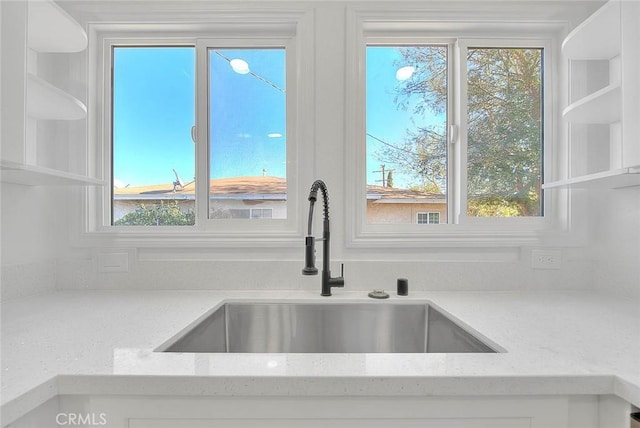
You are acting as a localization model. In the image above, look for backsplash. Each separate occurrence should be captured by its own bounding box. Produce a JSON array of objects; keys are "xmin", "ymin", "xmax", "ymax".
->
[
  {"xmin": 55, "ymin": 256, "xmax": 594, "ymax": 293},
  {"xmin": 0, "ymin": 184, "xmax": 67, "ymax": 301},
  {"xmin": 0, "ymin": 180, "xmax": 604, "ymax": 298},
  {"xmin": 1, "ymin": 259, "xmax": 57, "ymax": 301},
  {"xmin": 590, "ymin": 187, "xmax": 640, "ymax": 298}
]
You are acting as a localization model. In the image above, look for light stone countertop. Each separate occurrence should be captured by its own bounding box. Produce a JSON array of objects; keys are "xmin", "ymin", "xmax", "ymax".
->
[{"xmin": 1, "ymin": 289, "xmax": 639, "ymax": 425}]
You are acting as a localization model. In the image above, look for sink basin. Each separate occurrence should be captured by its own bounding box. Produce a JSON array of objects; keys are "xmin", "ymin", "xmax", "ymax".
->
[{"xmin": 158, "ymin": 302, "xmax": 497, "ymax": 353}]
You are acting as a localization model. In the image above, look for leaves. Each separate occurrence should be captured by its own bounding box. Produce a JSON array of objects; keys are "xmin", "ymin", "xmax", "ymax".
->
[
  {"xmin": 467, "ymin": 48, "xmax": 542, "ymax": 216},
  {"xmin": 114, "ymin": 200, "xmax": 195, "ymax": 226},
  {"xmin": 381, "ymin": 46, "xmax": 543, "ymax": 217}
]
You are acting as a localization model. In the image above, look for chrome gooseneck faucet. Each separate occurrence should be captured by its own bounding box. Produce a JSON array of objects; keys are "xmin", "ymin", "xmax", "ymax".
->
[{"xmin": 302, "ymin": 179, "xmax": 344, "ymax": 296}]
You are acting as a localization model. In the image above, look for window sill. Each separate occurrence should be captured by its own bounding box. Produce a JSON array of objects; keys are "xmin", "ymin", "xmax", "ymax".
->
[
  {"xmin": 75, "ymin": 227, "xmax": 303, "ymax": 250},
  {"xmin": 347, "ymin": 221, "xmax": 570, "ymax": 249}
]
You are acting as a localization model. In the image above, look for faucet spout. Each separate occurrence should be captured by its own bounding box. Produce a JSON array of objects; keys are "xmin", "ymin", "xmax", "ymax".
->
[
  {"xmin": 302, "ymin": 180, "xmax": 345, "ymax": 296},
  {"xmin": 302, "ymin": 236, "xmax": 318, "ymax": 275}
]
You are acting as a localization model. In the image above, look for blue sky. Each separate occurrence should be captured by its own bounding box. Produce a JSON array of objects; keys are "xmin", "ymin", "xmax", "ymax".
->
[
  {"xmin": 209, "ymin": 49, "xmax": 286, "ymax": 180},
  {"xmin": 113, "ymin": 47, "xmax": 196, "ymax": 187},
  {"xmin": 112, "ymin": 46, "xmax": 435, "ymax": 189},
  {"xmin": 366, "ymin": 47, "xmax": 431, "ymax": 188}
]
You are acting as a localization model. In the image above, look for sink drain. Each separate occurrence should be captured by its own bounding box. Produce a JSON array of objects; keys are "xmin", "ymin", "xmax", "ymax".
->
[{"xmin": 368, "ymin": 290, "xmax": 390, "ymax": 299}]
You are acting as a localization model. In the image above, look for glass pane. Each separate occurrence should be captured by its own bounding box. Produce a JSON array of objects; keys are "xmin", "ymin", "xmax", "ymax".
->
[
  {"xmin": 209, "ymin": 48, "xmax": 286, "ymax": 220},
  {"xmin": 467, "ymin": 48, "xmax": 543, "ymax": 217},
  {"xmin": 112, "ymin": 47, "xmax": 196, "ymax": 226},
  {"xmin": 366, "ymin": 46, "xmax": 448, "ymax": 224}
]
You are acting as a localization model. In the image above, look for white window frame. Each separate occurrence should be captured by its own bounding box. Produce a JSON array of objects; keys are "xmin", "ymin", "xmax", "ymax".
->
[
  {"xmin": 346, "ymin": 8, "xmax": 564, "ymax": 248},
  {"xmin": 456, "ymin": 39, "xmax": 552, "ymax": 227},
  {"xmin": 79, "ymin": 10, "xmax": 315, "ymax": 250},
  {"xmin": 196, "ymin": 38, "xmax": 297, "ymax": 232}
]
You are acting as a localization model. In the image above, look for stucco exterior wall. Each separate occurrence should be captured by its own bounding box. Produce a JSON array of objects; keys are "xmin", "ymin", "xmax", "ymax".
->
[
  {"xmin": 114, "ymin": 199, "xmax": 287, "ymax": 222},
  {"xmin": 366, "ymin": 201, "xmax": 447, "ymax": 224}
]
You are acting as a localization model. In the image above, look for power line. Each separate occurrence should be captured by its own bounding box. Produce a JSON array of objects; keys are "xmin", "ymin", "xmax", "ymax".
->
[
  {"xmin": 212, "ymin": 51, "xmax": 285, "ymax": 93},
  {"xmin": 366, "ymin": 133, "xmax": 416, "ymax": 156}
]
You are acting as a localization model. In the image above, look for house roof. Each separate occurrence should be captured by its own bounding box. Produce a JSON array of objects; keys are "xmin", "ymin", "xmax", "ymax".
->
[
  {"xmin": 113, "ymin": 176, "xmax": 286, "ymax": 200},
  {"xmin": 366, "ymin": 184, "xmax": 446, "ymax": 204},
  {"xmin": 114, "ymin": 176, "xmax": 444, "ymax": 203}
]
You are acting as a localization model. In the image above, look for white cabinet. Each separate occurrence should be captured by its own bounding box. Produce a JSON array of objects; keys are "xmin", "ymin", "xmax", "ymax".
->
[
  {"xmin": 129, "ymin": 418, "xmax": 531, "ymax": 428},
  {"xmin": 0, "ymin": 0, "xmax": 104, "ymax": 186},
  {"xmin": 8, "ymin": 393, "xmax": 635, "ymax": 428},
  {"xmin": 544, "ymin": 0, "xmax": 640, "ymax": 189},
  {"xmin": 58, "ymin": 396, "xmax": 570, "ymax": 428}
]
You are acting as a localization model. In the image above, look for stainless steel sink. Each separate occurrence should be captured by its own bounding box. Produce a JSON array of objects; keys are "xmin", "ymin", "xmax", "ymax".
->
[{"xmin": 158, "ymin": 302, "xmax": 497, "ymax": 353}]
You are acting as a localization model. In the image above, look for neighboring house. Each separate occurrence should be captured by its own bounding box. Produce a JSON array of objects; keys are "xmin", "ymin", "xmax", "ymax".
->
[
  {"xmin": 113, "ymin": 176, "xmax": 287, "ymax": 221},
  {"xmin": 366, "ymin": 185, "xmax": 446, "ymax": 224},
  {"xmin": 114, "ymin": 176, "xmax": 445, "ymax": 224}
]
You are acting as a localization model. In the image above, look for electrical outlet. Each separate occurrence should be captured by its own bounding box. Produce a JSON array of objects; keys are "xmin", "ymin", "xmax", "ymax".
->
[
  {"xmin": 97, "ymin": 252, "xmax": 129, "ymax": 273},
  {"xmin": 531, "ymin": 249, "xmax": 562, "ymax": 270}
]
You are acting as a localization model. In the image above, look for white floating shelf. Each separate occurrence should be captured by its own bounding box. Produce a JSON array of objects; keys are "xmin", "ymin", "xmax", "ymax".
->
[
  {"xmin": 563, "ymin": 84, "xmax": 621, "ymax": 124},
  {"xmin": 0, "ymin": 160, "xmax": 105, "ymax": 186},
  {"xmin": 562, "ymin": 0, "xmax": 621, "ymax": 60},
  {"xmin": 27, "ymin": 73, "xmax": 87, "ymax": 120},
  {"xmin": 28, "ymin": 0, "xmax": 87, "ymax": 53},
  {"xmin": 543, "ymin": 166, "xmax": 640, "ymax": 190}
]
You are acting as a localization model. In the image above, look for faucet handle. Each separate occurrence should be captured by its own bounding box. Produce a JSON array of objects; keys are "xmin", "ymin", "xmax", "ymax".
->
[{"xmin": 328, "ymin": 263, "xmax": 345, "ymax": 288}]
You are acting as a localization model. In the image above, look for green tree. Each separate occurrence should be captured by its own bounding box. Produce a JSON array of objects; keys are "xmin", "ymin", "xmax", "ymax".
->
[
  {"xmin": 466, "ymin": 48, "xmax": 542, "ymax": 216},
  {"xmin": 381, "ymin": 46, "xmax": 542, "ymax": 216},
  {"xmin": 115, "ymin": 200, "xmax": 195, "ymax": 226},
  {"xmin": 386, "ymin": 170, "xmax": 394, "ymax": 188},
  {"xmin": 379, "ymin": 127, "xmax": 447, "ymax": 193},
  {"xmin": 380, "ymin": 47, "xmax": 448, "ymax": 194}
]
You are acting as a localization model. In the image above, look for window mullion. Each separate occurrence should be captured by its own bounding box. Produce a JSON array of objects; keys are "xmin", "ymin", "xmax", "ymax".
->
[
  {"xmin": 447, "ymin": 40, "xmax": 457, "ymax": 224},
  {"xmin": 453, "ymin": 39, "xmax": 470, "ymax": 224},
  {"xmin": 195, "ymin": 40, "xmax": 210, "ymax": 226}
]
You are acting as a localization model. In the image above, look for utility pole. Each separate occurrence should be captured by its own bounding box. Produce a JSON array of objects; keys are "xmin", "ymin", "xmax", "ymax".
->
[{"xmin": 373, "ymin": 164, "xmax": 394, "ymax": 187}]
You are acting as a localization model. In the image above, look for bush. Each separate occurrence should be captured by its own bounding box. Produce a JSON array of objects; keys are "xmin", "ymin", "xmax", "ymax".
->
[{"xmin": 114, "ymin": 200, "xmax": 195, "ymax": 226}]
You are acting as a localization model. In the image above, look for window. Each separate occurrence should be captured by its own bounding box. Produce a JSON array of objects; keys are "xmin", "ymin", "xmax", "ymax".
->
[
  {"xmin": 366, "ymin": 46, "xmax": 448, "ymax": 225},
  {"xmin": 417, "ymin": 212, "xmax": 440, "ymax": 225},
  {"xmin": 228, "ymin": 208, "xmax": 273, "ymax": 219},
  {"xmin": 466, "ymin": 47, "xmax": 543, "ymax": 218},
  {"xmin": 363, "ymin": 41, "xmax": 546, "ymax": 226},
  {"xmin": 251, "ymin": 208, "xmax": 274, "ymax": 219},
  {"xmin": 208, "ymin": 48, "xmax": 287, "ymax": 220},
  {"xmin": 108, "ymin": 41, "xmax": 294, "ymax": 228},
  {"xmin": 112, "ymin": 47, "xmax": 196, "ymax": 226},
  {"xmin": 88, "ymin": 10, "xmax": 315, "ymax": 246}
]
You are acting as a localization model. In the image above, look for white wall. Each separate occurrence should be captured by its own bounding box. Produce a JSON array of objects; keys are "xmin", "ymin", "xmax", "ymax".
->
[
  {"xmin": 53, "ymin": 1, "xmax": 595, "ymax": 294},
  {"xmin": 589, "ymin": 187, "xmax": 640, "ymax": 297},
  {"xmin": 2, "ymin": 0, "xmax": 636, "ymax": 299},
  {"xmin": 0, "ymin": 183, "xmax": 72, "ymax": 300}
]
